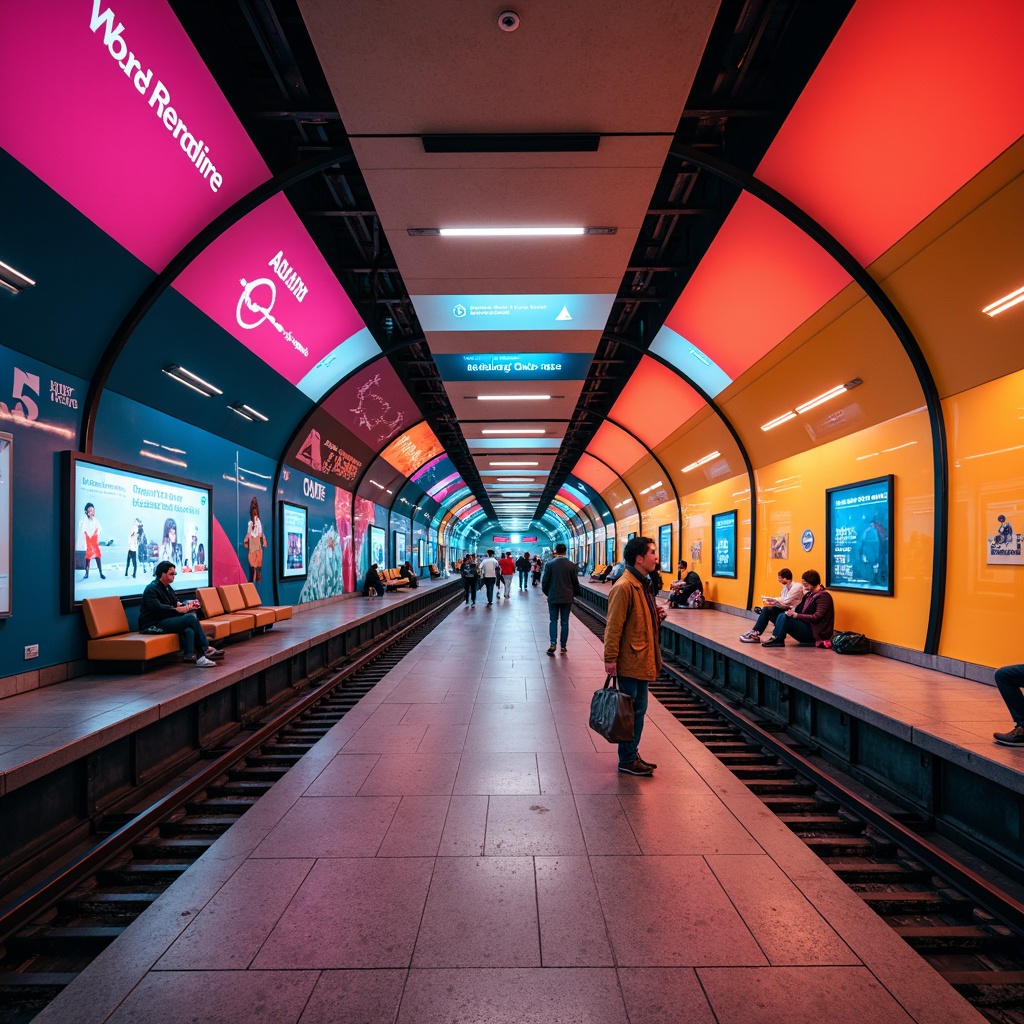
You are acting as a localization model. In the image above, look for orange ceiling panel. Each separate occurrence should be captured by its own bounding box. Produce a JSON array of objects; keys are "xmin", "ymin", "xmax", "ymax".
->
[
  {"xmin": 573, "ymin": 454, "xmax": 619, "ymax": 493},
  {"xmin": 757, "ymin": 0, "xmax": 1024, "ymax": 267},
  {"xmin": 380, "ymin": 421, "xmax": 444, "ymax": 478},
  {"xmin": 587, "ymin": 421, "xmax": 649, "ymax": 476},
  {"xmin": 610, "ymin": 356, "xmax": 706, "ymax": 448},
  {"xmin": 663, "ymin": 194, "xmax": 851, "ymax": 380}
]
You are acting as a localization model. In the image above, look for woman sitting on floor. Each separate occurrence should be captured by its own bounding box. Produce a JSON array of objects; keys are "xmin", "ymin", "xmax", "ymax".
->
[{"xmin": 758, "ymin": 569, "xmax": 834, "ymax": 648}]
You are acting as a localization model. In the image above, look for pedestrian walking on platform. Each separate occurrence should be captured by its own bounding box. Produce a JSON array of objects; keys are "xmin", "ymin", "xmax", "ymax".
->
[
  {"xmin": 499, "ymin": 551, "xmax": 515, "ymax": 598},
  {"xmin": 460, "ymin": 554, "xmax": 479, "ymax": 605},
  {"xmin": 478, "ymin": 549, "xmax": 500, "ymax": 604},
  {"xmin": 541, "ymin": 543, "xmax": 579, "ymax": 656}
]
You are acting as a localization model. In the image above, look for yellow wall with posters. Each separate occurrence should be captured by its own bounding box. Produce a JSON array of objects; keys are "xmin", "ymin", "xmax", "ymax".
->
[
  {"xmin": 679, "ymin": 478, "xmax": 751, "ymax": 608},
  {"xmin": 941, "ymin": 369, "xmax": 1024, "ymax": 667},
  {"xmin": 641, "ymin": 498, "xmax": 679, "ymax": 570},
  {"xmin": 751, "ymin": 408, "xmax": 934, "ymax": 648}
]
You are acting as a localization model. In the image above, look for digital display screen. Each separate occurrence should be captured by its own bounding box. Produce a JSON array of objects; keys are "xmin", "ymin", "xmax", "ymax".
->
[
  {"xmin": 826, "ymin": 476, "xmax": 893, "ymax": 594},
  {"xmin": 411, "ymin": 294, "xmax": 616, "ymax": 332},
  {"xmin": 659, "ymin": 524, "xmax": 672, "ymax": 571},
  {"xmin": 280, "ymin": 501, "xmax": 308, "ymax": 580},
  {"xmin": 65, "ymin": 452, "xmax": 211, "ymax": 608},
  {"xmin": 434, "ymin": 353, "xmax": 593, "ymax": 380},
  {"xmin": 712, "ymin": 509, "xmax": 737, "ymax": 578}
]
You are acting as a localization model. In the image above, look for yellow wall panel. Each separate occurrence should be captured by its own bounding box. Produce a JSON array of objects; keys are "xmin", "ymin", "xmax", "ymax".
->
[
  {"xmin": 754, "ymin": 410, "xmax": 934, "ymax": 648},
  {"xmin": 681, "ymin": 476, "xmax": 752, "ymax": 608},
  {"xmin": 941, "ymin": 369, "xmax": 1024, "ymax": 666}
]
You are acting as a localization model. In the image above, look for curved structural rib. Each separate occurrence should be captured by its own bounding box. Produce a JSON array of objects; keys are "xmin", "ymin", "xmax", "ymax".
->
[{"xmin": 668, "ymin": 146, "xmax": 948, "ymax": 653}]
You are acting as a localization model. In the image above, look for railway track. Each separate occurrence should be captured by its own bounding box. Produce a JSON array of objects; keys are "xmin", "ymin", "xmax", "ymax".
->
[
  {"xmin": 573, "ymin": 600, "xmax": 1024, "ymax": 1023},
  {"xmin": 0, "ymin": 592, "xmax": 462, "ymax": 1024}
]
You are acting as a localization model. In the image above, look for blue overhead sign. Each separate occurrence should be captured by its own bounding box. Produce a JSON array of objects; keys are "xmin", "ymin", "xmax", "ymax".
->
[
  {"xmin": 411, "ymin": 294, "xmax": 615, "ymax": 332},
  {"xmin": 434, "ymin": 353, "xmax": 593, "ymax": 380}
]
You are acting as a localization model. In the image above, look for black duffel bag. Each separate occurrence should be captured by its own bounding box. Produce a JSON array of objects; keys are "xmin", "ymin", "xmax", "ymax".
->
[
  {"xmin": 831, "ymin": 630, "xmax": 870, "ymax": 655},
  {"xmin": 589, "ymin": 675, "xmax": 635, "ymax": 742}
]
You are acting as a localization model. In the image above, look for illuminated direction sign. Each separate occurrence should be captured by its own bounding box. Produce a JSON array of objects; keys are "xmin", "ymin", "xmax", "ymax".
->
[
  {"xmin": 434, "ymin": 353, "xmax": 592, "ymax": 381},
  {"xmin": 411, "ymin": 294, "xmax": 615, "ymax": 332}
]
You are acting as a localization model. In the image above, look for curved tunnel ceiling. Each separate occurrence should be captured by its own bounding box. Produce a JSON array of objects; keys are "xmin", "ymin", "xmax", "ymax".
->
[{"xmin": 1, "ymin": 1, "xmax": 1022, "ymax": 615}]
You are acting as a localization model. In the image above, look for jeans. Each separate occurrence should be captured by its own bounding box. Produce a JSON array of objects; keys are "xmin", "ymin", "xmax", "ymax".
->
[
  {"xmin": 482, "ymin": 577, "xmax": 496, "ymax": 603},
  {"xmin": 518, "ymin": 570, "xmax": 529, "ymax": 589},
  {"xmin": 751, "ymin": 606, "xmax": 784, "ymax": 634},
  {"xmin": 770, "ymin": 613, "xmax": 813, "ymax": 644},
  {"xmin": 462, "ymin": 578, "xmax": 476, "ymax": 603},
  {"xmin": 995, "ymin": 663, "xmax": 1024, "ymax": 725},
  {"xmin": 160, "ymin": 613, "xmax": 211, "ymax": 658},
  {"xmin": 616, "ymin": 675, "xmax": 650, "ymax": 765},
  {"xmin": 548, "ymin": 602, "xmax": 571, "ymax": 646},
  {"xmin": 502, "ymin": 574, "xmax": 513, "ymax": 597}
]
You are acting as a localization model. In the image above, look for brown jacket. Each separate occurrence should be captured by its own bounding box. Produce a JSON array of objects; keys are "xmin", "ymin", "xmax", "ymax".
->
[{"xmin": 603, "ymin": 567, "xmax": 662, "ymax": 681}]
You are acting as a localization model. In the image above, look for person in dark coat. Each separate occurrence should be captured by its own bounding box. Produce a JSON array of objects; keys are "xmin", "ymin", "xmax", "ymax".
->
[{"xmin": 541, "ymin": 543, "xmax": 580, "ymax": 655}]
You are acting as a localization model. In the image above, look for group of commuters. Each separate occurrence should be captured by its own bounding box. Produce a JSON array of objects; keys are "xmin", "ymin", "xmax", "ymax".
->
[{"xmin": 457, "ymin": 550, "xmax": 546, "ymax": 605}]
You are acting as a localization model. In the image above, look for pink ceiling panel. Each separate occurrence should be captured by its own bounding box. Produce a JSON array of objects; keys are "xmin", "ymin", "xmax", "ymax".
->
[
  {"xmin": 757, "ymin": 0, "xmax": 1024, "ymax": 267},
  {"xmin": 322, "ymin": 359, "xmax": 421, "ymax": 451},
  {"xmin": 663, "ymin": 194, "xmax": 851, "ymax": 380},
  {"xmin": 610, "ymin": 356, "xmax": 706, "ymax": 447}
]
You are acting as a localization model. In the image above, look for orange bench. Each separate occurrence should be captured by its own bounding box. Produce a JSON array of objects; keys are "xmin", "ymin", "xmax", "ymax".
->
[
  {"xmin": 239, "ymin": 582, "xmax": 293, "ymax": 622},
  {"xmin": 196, "ymin": 587, "xmax": 256, "ymax": 638},
  {"xmin": 381, "ymin": 567, "xmax": 410, "ymax": 590},
  {"xmin": 82, "ymin": 596, "xmax": 186, "ymax": 664},
  {"xmin": 217, "ymin": 583, "xmax": 275, "ymax": 629}
]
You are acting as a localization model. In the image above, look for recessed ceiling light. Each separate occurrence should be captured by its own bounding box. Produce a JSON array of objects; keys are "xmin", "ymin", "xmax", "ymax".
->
[
  {"xmin": 480, "ymin": 428, "xmax": 546, "ymax": 435},
  {"xmin": 0, "ymin": 258, "xmax": 36, "ymax": 295},
  {"xmin": 161, "ymin": 364, "xmax": 222, "ymax": 397}
]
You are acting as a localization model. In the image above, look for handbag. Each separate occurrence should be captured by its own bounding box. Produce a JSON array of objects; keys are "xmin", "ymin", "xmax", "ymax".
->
[
  {"xmin": 589, "ymin": 675, "xmax": 635, "ymax": 743},
  {"xmin": 831, "ymin": 630, "xmax": 870, "ymax": 654}
]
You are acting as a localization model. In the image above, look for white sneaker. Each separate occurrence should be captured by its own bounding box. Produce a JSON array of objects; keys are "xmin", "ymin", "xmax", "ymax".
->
[
  {"xmin": 196, "ymin": 655, "xmax": 217, "ymax": 667},
  {"xmin": 739, "ymin": 631, "xmax": 761, "ymax": 643}
]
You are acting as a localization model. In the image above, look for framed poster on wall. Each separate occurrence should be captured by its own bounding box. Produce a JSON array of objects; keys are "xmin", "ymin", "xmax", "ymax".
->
[
  {"xmin": 606, "ymin": 537, "xmax": 615, "ymax": 564},
  {"xmin": 712, "ymin": 509, "xmax": 737, "ymax": 578},
  {"xmin": 825, "ymin": 475, "xmax": 894, "ymax": 594},
  {"xmin": 418, "ymin": 538, "xmax": 426, "ymax": 570},
  {"xmin": 368, "ymin": 525, "xmax": 385, "ymax": 568},
  {"xmin": 0, "ymin": 433, "xmax": 11, "ymax": 617},
  {"xmin": 658, "ymin": 523, "xmax": 672, "ymax": 571},
  {"xmin": 279, "ymin": 501, "xmax": 308, "ymax": 580},
  {"xmin": 394, "ymin": 531, "xmax": 406, "ymax": 568}
]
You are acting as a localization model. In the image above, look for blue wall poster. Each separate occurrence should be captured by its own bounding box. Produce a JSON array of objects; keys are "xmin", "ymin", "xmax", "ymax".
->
[
  {"xmin": 825, "ymin": 475, "xmax": 894, "ymax": 594},
  {"xmin": 712, "ymin": 509, "xmax": 737, "ymax": 578}
]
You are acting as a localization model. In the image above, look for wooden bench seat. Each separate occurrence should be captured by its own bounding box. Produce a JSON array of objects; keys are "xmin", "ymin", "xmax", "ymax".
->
[
  {"xmin": 381, "ymin": 568, "xmax": 410, "ymax": 590},
  {"xmin": 239, "ymin": 582, "xmax": 293, "ymax": 622},
  {"xmin": 82, "ymin": 596, "xmax": 183, "ymax": 663}
]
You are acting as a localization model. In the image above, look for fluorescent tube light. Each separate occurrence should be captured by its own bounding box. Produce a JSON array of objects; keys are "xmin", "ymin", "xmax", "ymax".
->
[
  {"xmin": 240, "ymin": 403, "xmax": 268, "ymax": 422},
  {"xmin": 490, "ymin": 461, "xmax": 538, "ymax": 467},
  {"xmin": 439, "ymin": 227, "xmax": 584, "ymax": 237},
  {"xmin": 682, "ymin": 451, "xmax": 721, "ymax": 472},
  {"xmin": 639, "ymin": 480, "xmax": 664, "ymax": 495},
  {"xmin": 228, "ymin": 405, "xmax": 255, "ymax": 422},
  {"xmin": 983, "ymin": 284, "xmax": 1024, "ymax": 317},
  {"xmin": 162, "ymin": 364, "xmax": 222, "ymax": 396},
  {"xmin": 0, "ymin": 259, "xmax": 36, "ymax": 294},
  {"xmin": 475, "ymin": 394, "xmax": 552, "ymax": 401},
  {"xmin": 481, "ymin": 429, "xmax": 546, "ymax": 435},
  {"xmin": 795, "ymin": 385, "xmax": 848, "ymax": 414},
  {"xmin": 760, "ymin": 411, "xmax": 797, "ymax": 432}
]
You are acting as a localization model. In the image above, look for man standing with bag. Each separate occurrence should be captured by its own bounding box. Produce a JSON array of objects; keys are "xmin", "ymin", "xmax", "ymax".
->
[{"xmin": 603, "ymin": 536, "xmax": 666, "ymax": 776}]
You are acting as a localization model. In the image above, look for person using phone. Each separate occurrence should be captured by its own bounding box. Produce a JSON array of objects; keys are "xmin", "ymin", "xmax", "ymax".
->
[
  {"xmin": 739, "ymin": 568, "xmax": 803, "ymax": 642},
  {"xmin": 138, "ymin": 561, "xmax": 224, "ymax": 666}
]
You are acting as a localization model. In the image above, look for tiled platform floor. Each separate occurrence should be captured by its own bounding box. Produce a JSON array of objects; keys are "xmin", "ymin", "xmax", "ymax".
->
[{"xmin": 34, "ymin": 587, "xmax": 985, "ymax": 1023}]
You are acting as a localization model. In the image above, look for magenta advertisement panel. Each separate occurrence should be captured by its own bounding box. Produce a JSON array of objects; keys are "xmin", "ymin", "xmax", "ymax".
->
[
  {"xmin": 173, "ymin": 193, "xmax": 369, "ymax": 389},
  {"xmin": 0, "ymin": 0, "xmax": 269, "ymax": 270},
  {"xmin": 322, "ymin": 361, "xmax": 421, "ymax": 449}
]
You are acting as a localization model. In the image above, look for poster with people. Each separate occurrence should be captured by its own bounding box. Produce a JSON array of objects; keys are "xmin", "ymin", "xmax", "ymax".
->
[
  {"xmin": 986, "ymin": 508, "xmax": 1023, "ymax": 565},
  {"xmin": 69, "ymin": 453, "xmax": 211, "ymax": 605}
]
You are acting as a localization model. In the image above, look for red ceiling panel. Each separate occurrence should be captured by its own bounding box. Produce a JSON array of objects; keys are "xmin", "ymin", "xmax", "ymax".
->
[
  {"xmin": 663, "ymin": 194, "xmax": 850, "ymax": 380},
  {"xmin": 610, "ymin": 356, "xmax": 706, "ymax": 448},
  {"xmin": 587, "ymin": 422, "xmax": 649, "ymax": 475},
  {"xmin": 757, "ymin": 0, "xmax": 1024, "ymax": 267},
  {"xmin": 573, "ymin": 454, "xmax": 619, "ymax": 493}
]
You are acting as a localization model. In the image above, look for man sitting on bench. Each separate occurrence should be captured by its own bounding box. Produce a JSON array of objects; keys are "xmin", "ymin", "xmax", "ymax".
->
[{"xmin": 139, "ymin": 561, "xmax": 224, "ymax": 666}]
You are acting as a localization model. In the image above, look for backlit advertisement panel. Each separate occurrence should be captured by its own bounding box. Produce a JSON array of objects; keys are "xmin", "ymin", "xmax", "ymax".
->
[
  {"xmin": 411, "ymin": 294, "xmax": 615, "ymax": 332},
  {"xmin": 434, "ymin": 353, "xmax": 593, "ymax": 380},
  {"xmin": 173, "ymin": 194, "xmax": 373, "ymax": 396},
  {"xmin": 380, "ymin": 422, "xmax": 444, "ymax": 478},
  {"xmin": 825, "ymin": 476, "xmax": 894, "ymax": 595},
  {"xmin": 322, "ymin": 361, "xmax": 420, "ymax": 449},
  {"xmin": 0, "ymin": 0, "xmax": 269, "ymax": 270}
]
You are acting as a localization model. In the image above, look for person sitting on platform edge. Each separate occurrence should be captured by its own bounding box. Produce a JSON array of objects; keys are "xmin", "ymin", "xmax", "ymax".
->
[
  {"xmin": 759, "ymin": 569, "xmax": 834, "ymax": 648},
  {"xmin": 739, "ymin": 567, "xmax": 803, "ymax": 642},
  {"xmin": 541, "ymin": 542, "xmax": 580, "ymax": 655},
  {"xmin": 400, "ymin": 561, "xmax": 419, "ymax": 588},
  {"xmin": 668, "ymin": 560, "xmax": 702, "ymax": 608},
  {"xmin": 364, "ymin": 563, "xmax": 386, "ymax": 598},
  {"xmin": 992, "ymin": 663, "xmax": 1024, "ymax": 746},
  {"xmin": 603, "ymin": 536, "xmax": 667, "ymax": 776},
  {"xmin": 138, "ymin": 561, "xmax": 224, "ymax": 667}
]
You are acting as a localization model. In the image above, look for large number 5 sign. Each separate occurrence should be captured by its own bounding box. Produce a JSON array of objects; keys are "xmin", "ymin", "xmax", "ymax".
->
[{"xmin": 0, "ymin": 368, "xmax": 40, "ymax": 421}]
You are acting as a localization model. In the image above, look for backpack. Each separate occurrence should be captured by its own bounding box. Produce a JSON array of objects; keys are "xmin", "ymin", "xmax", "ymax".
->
[
  {"xmin": 831, "ymin": 630, "xmax": 870, "ymax": 655},
  {"xmin": 687, "ymin": 590, "xmax": 705, "ymax": 608}
]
